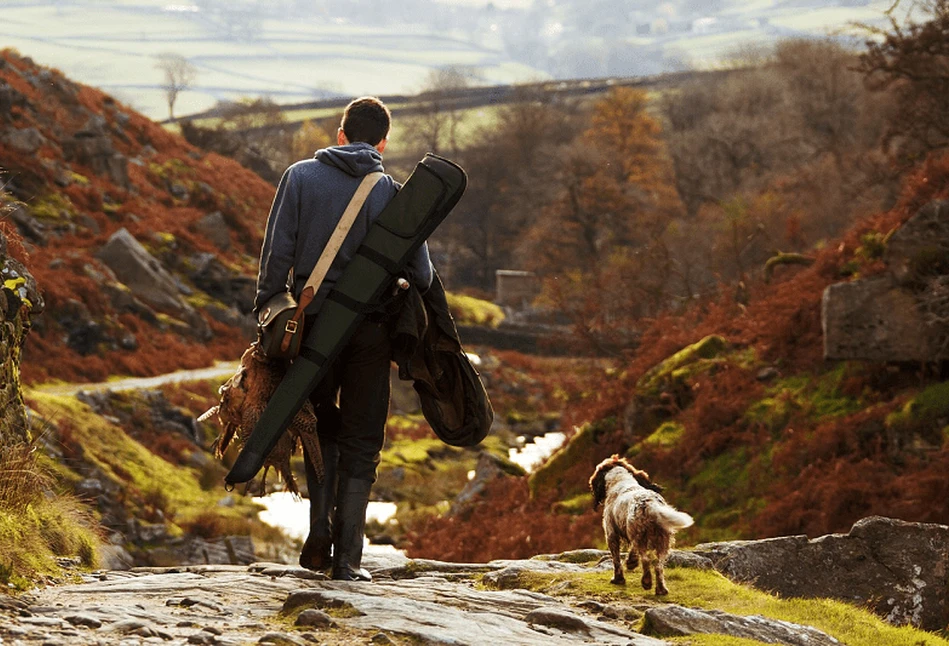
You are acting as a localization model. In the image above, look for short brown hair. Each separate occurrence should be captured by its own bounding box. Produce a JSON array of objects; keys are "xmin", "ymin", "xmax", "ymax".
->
[{"xmin": 341, "ymin": 96, "xmax": 391, "ymax": 146}]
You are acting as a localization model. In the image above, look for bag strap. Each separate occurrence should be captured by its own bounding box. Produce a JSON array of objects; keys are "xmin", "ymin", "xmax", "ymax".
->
[{"xmin": 280, "ymin": 171, "xmax": 384, "ymax": 352}]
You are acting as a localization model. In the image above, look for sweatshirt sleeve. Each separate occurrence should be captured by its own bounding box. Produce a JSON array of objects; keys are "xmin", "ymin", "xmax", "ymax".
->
[
  {"xmin": 254, "ymin": 167, "xmax": 300, "ymax": 313},
  {"xmin": 406, "ymin": 241, "xmax": 434, "ymax": 293}
]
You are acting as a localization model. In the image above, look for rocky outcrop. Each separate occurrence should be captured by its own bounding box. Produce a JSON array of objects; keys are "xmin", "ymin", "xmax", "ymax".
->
[
  {"xmin": 692, "ymin": 516, "xmax": 949, "ymax": 631},
  {"xmin": 1, "ymin": 126, "xmax": 47, "ymax": 154},
  {"xmin": 62, "ymin": 120, "xmax": 130, "ymax": 188},
  {"xmin": 823, "ymin": 200, "xmax": 949, "ymax": 361},
  {"xmin": 642, "ymin": 606, "xmax": 842, "ymax": 645},
  {"xmin": 96, "ymin": 228, "xmax": 211, "ymax": 340},
  {"xmin": 0, "ymin": 226, "xmax": 43, "ymax": 441}
]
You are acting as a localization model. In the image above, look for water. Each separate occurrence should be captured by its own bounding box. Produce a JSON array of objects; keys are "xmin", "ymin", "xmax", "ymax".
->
[
  {"xmin": 508, "ymin": 431, "xmax": 567, "ymax": 472},
  {"xmin": 253, "ymin": 492, "xmax": 400, "ymax": 555},
  {"xmin": 255, "ymin": 431, "xmax": 567, "ymax": 546}
]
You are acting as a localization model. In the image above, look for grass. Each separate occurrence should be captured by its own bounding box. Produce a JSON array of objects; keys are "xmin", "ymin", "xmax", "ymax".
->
[
  {"xmin": 24, "ymin": 392, "xmax": 267, "ymax": 538},
  {"xmin": 0, "ymin": 440, "xmax": 99, "ymax": 589},
  {"xmin": 445, "ymin": 291, "xmax": 506, "ymax": 328},
  {"xmin": 482, "ymin": 567, "xmax": 949, "ymax": 646}
]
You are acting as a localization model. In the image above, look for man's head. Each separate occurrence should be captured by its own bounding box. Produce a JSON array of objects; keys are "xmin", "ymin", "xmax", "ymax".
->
[{"xmin": 338, "ymin": 96, "xmax": 390, "ymax": 152}]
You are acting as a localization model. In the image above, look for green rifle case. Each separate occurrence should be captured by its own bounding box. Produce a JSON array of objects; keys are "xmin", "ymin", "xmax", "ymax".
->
[{"xmin": 225, "ymin": 154, "xmax": 467, "ymax": 486}]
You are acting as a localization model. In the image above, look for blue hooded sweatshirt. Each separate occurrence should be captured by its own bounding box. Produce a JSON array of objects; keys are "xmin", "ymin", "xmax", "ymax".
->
[{"xmin": 255, "ymin": 143, "xmax": 434, "ymax": 315}]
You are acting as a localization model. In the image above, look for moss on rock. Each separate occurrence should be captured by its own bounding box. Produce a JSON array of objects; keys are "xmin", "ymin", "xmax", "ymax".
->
[{"xmin": 528, "ymin": 419, "xmax": 611, "ymax": 498}]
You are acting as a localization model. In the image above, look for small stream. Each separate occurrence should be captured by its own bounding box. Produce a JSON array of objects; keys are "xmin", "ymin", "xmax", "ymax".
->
[{"xmin": 254, "ymin": 431, "xmax": 568, "ymax": 546}]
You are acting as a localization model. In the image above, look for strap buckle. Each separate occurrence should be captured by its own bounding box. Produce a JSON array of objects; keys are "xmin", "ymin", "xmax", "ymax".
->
[{"xmin": 285, "ymin": 320, "xmax": 299, "ymax": 334}]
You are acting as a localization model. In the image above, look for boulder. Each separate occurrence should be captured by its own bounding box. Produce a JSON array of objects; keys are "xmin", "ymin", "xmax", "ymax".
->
[
  {"xmin": 144, "ymin": 535, "xmax": 256, "ymax": 567},
  {"xmin": 7, "ymin": 204, "xmax": 49, "ymax": 247},
  {"xmin": 95, "ymin": 228, "xmax": 186, "ymax": 316},
  {"xmin": 885, "ymin": 200, "xmax": 949, "ymax": 286},
  {"xmin": 450, "ymin": 451, "xmax": 524, "ymax": 517},
  {"xmin": 822, "ymin": 199, "xmax": 949, "ymax": 361},
  {"xmin": 642, "ymin": 605, "xmax": 842, "ymax": 646},
  {"xmin": 2, "ymin": 126, "xmax": 46, "ymax": 153},
  {"xmin": 0, "ymin": 230, "xmax": 43, "ymax": 441},
  {"xmin": 822, "ymin": 277, "xmax": 934, "ymax": 361},
  {"xmin": 63, "ymin": 129, "xmax": 129, "ymax": 188},
  {"xmin": 692, "ymin": 516, "xmax": 949, "ymax": 630},
  {"xmin": 188, "ymin": 253, "xmax": 256, "ymax": 313},
  {"xmin": 192, "ymin": 211, "xmax": 231, "ymax": 251}
]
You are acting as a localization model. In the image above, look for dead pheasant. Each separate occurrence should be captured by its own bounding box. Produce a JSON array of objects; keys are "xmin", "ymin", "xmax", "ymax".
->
[{"xmin": 199, "ymin": 343, "xmax": 322, "ymax": 494}]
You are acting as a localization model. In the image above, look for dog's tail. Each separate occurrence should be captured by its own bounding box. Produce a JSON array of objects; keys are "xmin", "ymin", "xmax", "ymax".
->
[{"xmin": 651, "ymin": 502, "xmax": 695, "ymax": 531}]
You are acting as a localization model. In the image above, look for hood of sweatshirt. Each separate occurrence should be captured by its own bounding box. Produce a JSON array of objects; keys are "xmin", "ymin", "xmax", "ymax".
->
[{"xmin": 315, "ymin": 142, "xmax": 385, "ymax": 177}]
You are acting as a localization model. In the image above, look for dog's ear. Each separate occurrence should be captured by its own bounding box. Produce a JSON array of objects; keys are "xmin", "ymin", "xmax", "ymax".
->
[
  {"xmin": 589, "ymin": 464, "xmax": 608, "ymax": 511},
  {"xmin": 634, "ymin": 473, "xmax": 664, "ymax": 493}
]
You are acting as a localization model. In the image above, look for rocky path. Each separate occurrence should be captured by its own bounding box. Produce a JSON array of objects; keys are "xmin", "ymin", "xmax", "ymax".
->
[
  {"xmin": 1, "ymin": 518, "xmax": 939, "ymax": 645},
  {"xmin": 0, "ymin": 552, "xmax": 668, "ymax": 646}
]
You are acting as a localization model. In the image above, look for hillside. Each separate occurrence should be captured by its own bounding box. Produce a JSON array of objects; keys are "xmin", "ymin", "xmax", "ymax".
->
[
  {"xmin": 0, "ymin": 48, "xmax": 272, "ymax": 384},
  {"xmin": 408, "ymin": 150, "xmax": 949, "ymax": 558}
]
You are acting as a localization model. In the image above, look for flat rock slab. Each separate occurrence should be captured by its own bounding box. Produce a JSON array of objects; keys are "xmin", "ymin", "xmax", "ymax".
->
[
  {"xmin": 0, "ymin": 559, "xmax": 668, "ymax": 646},
  {"xmin": 643, "ymin": 605, "xmax": 842, "ymax": 646},
  {"xmin": 284, "ymin": 577, "xmax": 664, "ymax": 645},
  {"xmin": 693, "ymin": 516, "xmax": 949, "ymax": 630}
]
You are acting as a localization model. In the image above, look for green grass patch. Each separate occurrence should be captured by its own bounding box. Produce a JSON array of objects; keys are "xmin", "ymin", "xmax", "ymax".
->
[
  {"xmin": 886, "ymin": 381, "xmax": 949, "ymax": 436},
  {"xmin": 26, "ymin": 393, "xmax": 263, "ymax": 533},
  {"xmin": 28, "ymin": 192, "xmax": 75, "ymax": 222},
  {"xmin": 640, "ymin": 421, "xmax": 686, "ymax": 448},
  {"xmin": 552, "ymin": 492, "xmax": 593, "ymax": 515},
  {"xmin": 481, "ymin": 568, "xmax": 948, "ymax": 646},
  {"xmin": 0, "ymin": 441, "xmax": 99, "ymax": 588},
  {"xmin": 667, "ymin": 636, "xmax": 772, "ymax": 645},
  {"xmin": 445, "ymin": 291, "xmax": 505, "ymax": 328},
  {"xmin": 636, "ymin": 335, "xmax": 728, "ymax": 396},
  {"xmin": 745, "ymin": 364, "xmax": 862, "ymax": 434}
]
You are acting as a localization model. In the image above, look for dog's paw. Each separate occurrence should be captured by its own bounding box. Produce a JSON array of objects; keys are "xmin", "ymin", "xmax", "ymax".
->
[
  {"xmin": 655, "ymin": 584, "xmax": 669, "ymax": 596},
  {"xmin": 610, "ymin": 576, "xmax": 626, "ymax": 585},
  {"xmin": 641, "ymin": 575, "xmax": 653, "ymax": 590}
]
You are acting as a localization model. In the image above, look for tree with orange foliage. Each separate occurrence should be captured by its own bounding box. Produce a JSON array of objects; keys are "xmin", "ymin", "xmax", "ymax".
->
[{"xmin": 521, "ymin": 88, "xmax": 684, "ymax": 350}]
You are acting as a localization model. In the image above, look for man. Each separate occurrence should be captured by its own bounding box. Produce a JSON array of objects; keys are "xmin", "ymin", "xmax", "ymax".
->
[{"xmin": 254, "ymin": 97, "xmax": 433, "ymax": 581}]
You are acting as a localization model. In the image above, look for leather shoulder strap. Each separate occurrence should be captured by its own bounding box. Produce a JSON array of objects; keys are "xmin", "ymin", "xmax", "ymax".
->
[{"xmin": 297, "ymin": 171, "xmax": 384, "ymax": 308}]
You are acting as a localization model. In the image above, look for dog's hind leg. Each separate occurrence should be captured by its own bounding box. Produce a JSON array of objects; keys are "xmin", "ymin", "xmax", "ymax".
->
[
  {"xmin": 640, "ymin": 552, "xmax": 653, "ymax": 591},
  {"xmin": 607, "ymin": 530, "xmax": 625, "ymax": 585},
  {"xmin": 625, "ymin": 549, "xmax": 639, "ymax": 572},
  {"xmin": 654, "ymin": 557, "xmax": 669, "ymax": 596}
]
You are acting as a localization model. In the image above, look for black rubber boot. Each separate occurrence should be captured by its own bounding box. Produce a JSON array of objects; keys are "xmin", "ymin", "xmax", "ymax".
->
[
  {"xmin": 331, "ymin": 476, "xmax": 373, "ymax": 582},
  {"xmin": 299, "ymin": 441, "xmax": 338, "ymax": 571}
]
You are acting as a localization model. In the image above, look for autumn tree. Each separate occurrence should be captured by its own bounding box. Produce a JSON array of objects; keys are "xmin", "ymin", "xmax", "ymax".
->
[
  {"xmin": 519, "ymin": 88, "xmax": 684, "ymax": 349},
  {"xmin": 660, "ymin": 40, "xmax": 891, "ymax": 293},
  {"xmin": 156, "ymin": 53, "xmax": 197, "ymax": 121},
  {"xmin": 858, "ymin": 0, "xmax": 949, "ymax": 166},
  {"xmin": 433, "ymin": 87, "xmax": 585, "ymax": 288}
]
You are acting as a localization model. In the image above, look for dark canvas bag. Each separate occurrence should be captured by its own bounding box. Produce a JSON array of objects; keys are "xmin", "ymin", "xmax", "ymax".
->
[{"xmin": 256, "ymin": 172, "xmax": 383, "ymax": 360}]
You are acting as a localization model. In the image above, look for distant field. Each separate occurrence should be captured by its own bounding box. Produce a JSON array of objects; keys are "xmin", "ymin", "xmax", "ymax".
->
[
  {"xmin": 0, "ymin": 1, "xmax": 544, "ymax": 120},
  {"xmin": 0, "ymin": 0, "xmax": 900, "ymax": 122}
]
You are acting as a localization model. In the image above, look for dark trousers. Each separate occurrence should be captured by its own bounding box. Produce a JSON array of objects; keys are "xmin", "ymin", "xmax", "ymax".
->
[{"xmin": 303, "ymin": 318, "xmax": 391, "ymax": 483}]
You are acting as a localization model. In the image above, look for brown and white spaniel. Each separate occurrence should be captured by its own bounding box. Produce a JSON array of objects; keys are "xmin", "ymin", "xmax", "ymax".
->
[{"xmin": 589, "ymin": 455, "xmax": 694, "ymax": 595}]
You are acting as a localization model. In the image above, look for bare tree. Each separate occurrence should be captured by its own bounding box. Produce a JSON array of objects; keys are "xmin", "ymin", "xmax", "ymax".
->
[
  {"xmin": 156, "ymin": 53, "xmax": 197, "ymax": 121},
  {"xmin": 411, "ymin": 66, "xmax": 473, "ymax": 157}
]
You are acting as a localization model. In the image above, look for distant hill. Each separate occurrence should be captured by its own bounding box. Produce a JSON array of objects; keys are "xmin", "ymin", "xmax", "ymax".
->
[
  {"xmin": 409, "ymin": 148, "xmax": 949, "ymax": 558},
  {"xmin": 0, "ymin": 0, "xmax": 899, "ymax": 121},
  {"xmin": 0, "ymin": 49, "xmax": 271, "ymax": 384}
]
